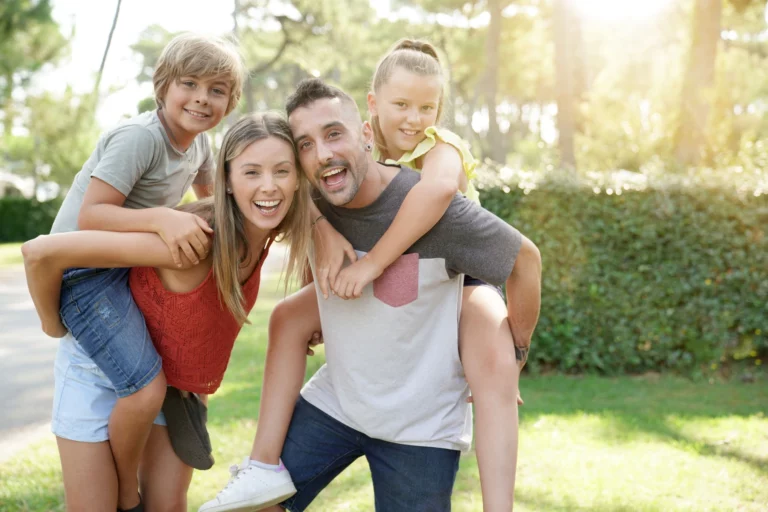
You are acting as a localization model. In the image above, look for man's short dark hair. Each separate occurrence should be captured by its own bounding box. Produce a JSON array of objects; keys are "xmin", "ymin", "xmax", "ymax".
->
[{"xmin": 286, "ymin": 78, "xmax": 358, "ymax": 118}]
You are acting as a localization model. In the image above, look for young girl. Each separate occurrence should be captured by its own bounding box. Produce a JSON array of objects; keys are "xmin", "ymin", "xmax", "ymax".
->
[
  {"xmin": 204, "ymin": 40, "xmax": 539, "ymax": 512},
  {"xmin": 22, "ymin": 112, "xmax": 312, "ymax": 511},
  {"xmin": 32, "ymin": 32, "xmax": 245, "ymax": 511}
]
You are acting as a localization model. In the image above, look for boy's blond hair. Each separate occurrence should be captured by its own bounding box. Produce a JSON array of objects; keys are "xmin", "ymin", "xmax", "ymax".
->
[{"xmin": 153, "ymin": 32, "xmax": 246, "ymax": 115}]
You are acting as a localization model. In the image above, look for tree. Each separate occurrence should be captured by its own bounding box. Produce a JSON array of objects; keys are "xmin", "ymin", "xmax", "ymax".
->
[
  {"xmin": 674, "ymin": 0, "xmax": 721, "ymax": 167},
  {"xmin": 0, "ymin": 0, "xmax": 66, "ymax": 134}
]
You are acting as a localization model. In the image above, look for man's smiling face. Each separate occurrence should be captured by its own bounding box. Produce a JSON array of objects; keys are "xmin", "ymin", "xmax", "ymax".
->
[{"xmin": 289, "ymin": 97, "xmax": 370, "ymax": 207}]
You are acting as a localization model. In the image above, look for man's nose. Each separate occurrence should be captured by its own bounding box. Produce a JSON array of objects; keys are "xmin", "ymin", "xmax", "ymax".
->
[{"xmin": 316, "ymin": 141, "xmax": 333, "ymax": 164}]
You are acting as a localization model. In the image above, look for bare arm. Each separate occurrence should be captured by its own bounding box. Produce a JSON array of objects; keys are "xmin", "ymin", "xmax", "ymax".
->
[
  {"xmin": 22, "ymin": 231, "xmax": 199, "ymax": 337},
  {"xmin": 79, "ymin": 178, "xmax": 212, "ymax": 267},
  {"xmin": 192, "ymin": 183, "xmax": 214, "ymax": 199},
  {"xmin": 309, "ymin": 200, "xmax": 357, "ymax": 299},
  {"xmin": 504, "ymin": 235, "xmax": 542, "ymax": 367},
  {"xmin": 333, "ymin": 143, "xmax": 465, "ymax": 299}
]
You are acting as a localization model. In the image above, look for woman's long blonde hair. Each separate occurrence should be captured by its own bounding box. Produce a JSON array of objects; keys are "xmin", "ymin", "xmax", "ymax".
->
[{"xmin": 179, "ymin": 112, "xmax": 311, "ymax": 324}]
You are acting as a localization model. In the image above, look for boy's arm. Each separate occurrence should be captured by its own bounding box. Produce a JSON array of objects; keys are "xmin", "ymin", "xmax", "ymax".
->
[
  {"xmin": 22, "ymin": 231, "xmax": 201, "ymax": 337},
  {"xmin": 332, "ymin": 143, "xmax": 464, "ymax": 299},
  {"xmin": 504, "ymin": 236, "xmax": 542, "ymax": 368},
  {"xmin": 79, "ymin": 178, "xmax": 213, "ymax": 267}
]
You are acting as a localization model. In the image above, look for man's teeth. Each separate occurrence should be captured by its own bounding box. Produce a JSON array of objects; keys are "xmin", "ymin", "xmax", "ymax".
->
[
  {"xmin": 322, "ymin": 168, "xmax": 344, "ymax": 178},
  {"xmin": 255, "ymin": 200, "xmax": 280, "ymax": 207}
]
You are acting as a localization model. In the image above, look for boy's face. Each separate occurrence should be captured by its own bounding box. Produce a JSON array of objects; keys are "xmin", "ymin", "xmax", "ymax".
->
[{"xmin": 162, "ymin": 75, "xmax": 231, "ymax": 140}]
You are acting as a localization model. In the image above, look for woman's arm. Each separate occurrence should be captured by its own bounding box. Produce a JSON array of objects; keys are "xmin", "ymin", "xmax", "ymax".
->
[
  {"xmin": 22, "ymin": 231, "xmax": 200, "ymax": 337},
  {"xmin": 332, "ymin": 142, "xmax": 464, "ymax": 299}
]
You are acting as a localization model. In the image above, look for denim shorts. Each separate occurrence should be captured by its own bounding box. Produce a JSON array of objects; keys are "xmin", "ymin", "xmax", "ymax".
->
[
  {"xmin": 280, "ymin": 397, "xmax": 460, "ymax": 512},
  {"xmin": 52, "ymin": 334, "xmax": 166, "ymax": 443},
  {"xmin": 463, "ymin": 274, "xmax": 504, "ymax": 299},
  {"xmin": 60, "ymin": 267, "xmax": 161, "ymax": 398}
]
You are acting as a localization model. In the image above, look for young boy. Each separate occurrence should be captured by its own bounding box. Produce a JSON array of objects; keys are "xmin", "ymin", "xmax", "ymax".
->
[{"xmin": 33, "ymin": 33, "xmax": 244, "ymax": 512}]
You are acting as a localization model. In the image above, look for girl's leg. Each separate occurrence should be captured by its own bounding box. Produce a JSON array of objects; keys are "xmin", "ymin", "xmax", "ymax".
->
[
  {"xmin": 460, "ymin": 285, "xmax": 520, "ymax": 512},
  {"xmin": 251, "ymin": 284, "xmax": 321, "ymax": 463},
  {"xmin": 110, "ymin": 371, "xmax": 168, "ymax": 510},
  {"xmin": 56, "ymin": 437, "xmax": 118, "ymax": 511},
  {"xmin": 138, "ymin": 424, "xmax": 194, "ymax": 512}
]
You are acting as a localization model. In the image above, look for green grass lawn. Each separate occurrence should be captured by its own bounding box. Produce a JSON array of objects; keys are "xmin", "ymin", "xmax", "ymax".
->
[
  {"xmin": 1, "ymin": 277, "xmax": 766, "ymax": 511},
  {"xmin": 0, "ymin": 242, "xmax": 23, "ymax": 268}
]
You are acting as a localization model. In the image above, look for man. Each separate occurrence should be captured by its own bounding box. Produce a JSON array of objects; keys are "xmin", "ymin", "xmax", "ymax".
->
[{"xmin": 204, "ymin": 79, "xmax": 541, "ymax": 511}]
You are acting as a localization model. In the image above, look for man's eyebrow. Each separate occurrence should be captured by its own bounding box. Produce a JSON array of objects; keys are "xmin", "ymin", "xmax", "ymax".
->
[{"xmin": 293, "ymin": 121, "xmax": 345, "ymax": 144}]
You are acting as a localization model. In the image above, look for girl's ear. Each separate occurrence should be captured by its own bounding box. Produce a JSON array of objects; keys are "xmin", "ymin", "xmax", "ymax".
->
[{"xmin": 367, "ymin": 92, "xmax": 378, "ymax": 117}]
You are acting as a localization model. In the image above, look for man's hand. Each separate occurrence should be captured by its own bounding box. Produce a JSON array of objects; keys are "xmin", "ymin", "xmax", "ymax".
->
[
  {"xmin": 154, "ymin": 209, "xmax": 213, "ymax": 267},
  {"xmin": 306, "ymin": 331, "xmax": 323, "ymax": 356},
  {"xmin": 313, "ymin": 220, "xmax": 357, "ymax": 299},
  {"xmin": 332, "ymin": 255, "xmax": 384, "ymax": 300}
]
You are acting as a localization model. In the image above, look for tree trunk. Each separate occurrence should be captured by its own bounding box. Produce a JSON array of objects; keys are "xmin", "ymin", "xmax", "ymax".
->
[
  {"xmin": 485, "ymin": 0, "xmax": 505, "ymax": 163},
  {"xmin": 93, "ymin": 0, "xmax": 121, "ymax": 99},
  {"xmin": 553, "ymin": 0, "xmax": 580, "ymax": 171},
  {"xmin": 674, "ymin": 0, "xmax": 721, "ymax": 167},
  {"xmin": 232, "ymin": 0, "xmax": 254, "ymax": 113},
  {"xmin": 3, "ymin": 72, "xmax": 13, "ymax": 135}
]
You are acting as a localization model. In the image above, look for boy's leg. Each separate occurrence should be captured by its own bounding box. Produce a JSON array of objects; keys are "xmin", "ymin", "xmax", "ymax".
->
[
  {"xmin": 200, "ymin": 396, "xmax": 361, "ymax": 512},
  {"xmin": 138, "ymin": 424, "xmax": 195, "ymax": 512},
  {"xmin": 60, "ymin": 268, "xmax": 166, "ymax": 510},
  {"xmin": 251, "ymin": 284, "xmax": 321, "ymax": 464},
  {"xmin": 460, "ymin": 284, "xmax": 520, "ymax": 512},
  {"xmin": 366, "ymin": 438, "xmax": 460, "ymax": 512}
]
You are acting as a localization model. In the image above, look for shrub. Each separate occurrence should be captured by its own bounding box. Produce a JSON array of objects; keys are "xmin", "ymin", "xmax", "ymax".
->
[
  {"xmin": 479, "ymin": 166, "xmax": 767, "ymax": 375},
  {"xmin": 0, "ymin": 196, "xmax": 62, "ymax": 242}
]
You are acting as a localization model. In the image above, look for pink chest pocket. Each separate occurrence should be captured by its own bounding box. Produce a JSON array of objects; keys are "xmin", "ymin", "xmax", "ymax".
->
[{"xmin": 373, "ymin": 252, "xmax": 419, "ymax": 307}]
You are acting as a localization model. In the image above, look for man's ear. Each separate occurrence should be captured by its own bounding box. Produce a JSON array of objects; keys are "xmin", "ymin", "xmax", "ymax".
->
[
  {"xmin": 367, "ymin": 92, "xmax": 377, "ymax": 117},
  {"xmin": 362, "ymin": 120, "xmax": 374, "ymax": 146}
]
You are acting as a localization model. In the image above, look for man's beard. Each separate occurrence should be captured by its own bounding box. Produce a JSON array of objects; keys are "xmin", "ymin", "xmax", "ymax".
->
[{"xmin": 316, "ymin": 156, "xmax": 368, "ymax": 207}]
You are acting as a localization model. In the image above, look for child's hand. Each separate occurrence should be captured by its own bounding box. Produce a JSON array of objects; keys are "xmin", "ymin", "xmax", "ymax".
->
[
  {"xmin": 332, "ymin": 256, "xmax": 383, "ymax": 300},
  {"xmin": 306, "ymin": 331, "xmax": 323, "ymax": 356},
  {"xmin": 313, "ymin": 221, "xmax": 357, "ymax": 299},
  {"xmin": 155, "ymin": 209, "xmax": 213, "ymax": 267}
]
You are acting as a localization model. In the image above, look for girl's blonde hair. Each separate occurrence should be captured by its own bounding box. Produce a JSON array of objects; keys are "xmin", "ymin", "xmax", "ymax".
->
[
  {"xmin": 370, "ymin": 38, "xmax": 446, "ymax": 157},
  {"xmin": 153, "ymin": 32, "xmax": 246, "ymax": 115},
  {"xmin": 179, "ymin": 113, "xmax": 311, "ymax": 325}
]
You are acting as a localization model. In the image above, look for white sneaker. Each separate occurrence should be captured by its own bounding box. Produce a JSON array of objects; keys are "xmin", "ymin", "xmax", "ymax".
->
[{"xmin": 198, "ymin": 457, "xmax": 297, "ymax": 512}]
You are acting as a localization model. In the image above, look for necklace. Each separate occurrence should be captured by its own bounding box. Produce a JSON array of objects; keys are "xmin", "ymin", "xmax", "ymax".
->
[{"xmin": 158, "ymin": 108, "xmax": 182, "ymax": 151}]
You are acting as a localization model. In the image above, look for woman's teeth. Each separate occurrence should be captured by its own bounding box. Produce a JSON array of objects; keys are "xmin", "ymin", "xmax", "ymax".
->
[{"xmin": 254, "ymin": 200, "xmax": 281, "ymax": 214}]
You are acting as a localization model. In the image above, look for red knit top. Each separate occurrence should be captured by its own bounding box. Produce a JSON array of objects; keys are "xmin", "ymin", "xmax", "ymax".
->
[{"xmin": 129, "ymin": 240, "xmax": 272, "ymax": 394}]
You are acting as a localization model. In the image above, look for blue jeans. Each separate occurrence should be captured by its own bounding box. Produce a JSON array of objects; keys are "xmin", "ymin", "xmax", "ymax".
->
[
  {"xmin": 280, "ymin": 397, "xmax": 460, "ymax": 512},
  {"xmin": 59, "ymin": 267, "xmax": 161, "ymax": 398}
]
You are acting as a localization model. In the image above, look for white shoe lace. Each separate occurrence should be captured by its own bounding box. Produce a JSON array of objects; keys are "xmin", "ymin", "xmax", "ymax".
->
[{"xmin": 218, "ymin": 457, "xmax": 252, "ymax": 497}]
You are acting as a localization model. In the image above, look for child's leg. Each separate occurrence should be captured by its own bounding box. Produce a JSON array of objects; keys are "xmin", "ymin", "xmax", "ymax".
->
[
  {"xmin": 460, "ymin": 284, "xmax": 520, "ymax": 512},
  {"xmin": 60, "ymin": 267, "xmax": 166, "ymax": 510},
  {"xmin": 138, "ymin": 424, "xmax": 195, "ymax": 512},
  {"xmin": 251, "ymin": 283, "xmax": 321, "ymax": 463}
]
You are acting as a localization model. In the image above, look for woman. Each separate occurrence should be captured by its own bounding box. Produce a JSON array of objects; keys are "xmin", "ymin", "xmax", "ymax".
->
[{"xmin": 22, "ymin": 112, "xmax": 312, "ymax": 511}]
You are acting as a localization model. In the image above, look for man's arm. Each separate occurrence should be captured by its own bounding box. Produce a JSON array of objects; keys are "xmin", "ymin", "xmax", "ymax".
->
[{"xmin": 504, "ymin": 236, "xmax": 541, "ymax": 363}]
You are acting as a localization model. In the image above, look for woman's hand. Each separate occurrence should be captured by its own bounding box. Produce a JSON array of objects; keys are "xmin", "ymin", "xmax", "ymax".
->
[{"xmin": 312, "ymin": 219, "xmax": 357, "ymax": 299}]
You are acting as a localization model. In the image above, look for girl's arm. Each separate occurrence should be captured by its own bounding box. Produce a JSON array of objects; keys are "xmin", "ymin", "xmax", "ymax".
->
[
  {"xmin": 332, "ymin": 142, "xmax": 464, "ymax": 299},
  {"xmin": 21, "ymin": 231, "xmax": 201, "ymax": 337},
  {"xmin": 309, "ymin": 200, "xmax": 358, "ymax": 299},
  {"xmin": 504, "ymin": 236, "xmax": 542, "ymax": 368}
]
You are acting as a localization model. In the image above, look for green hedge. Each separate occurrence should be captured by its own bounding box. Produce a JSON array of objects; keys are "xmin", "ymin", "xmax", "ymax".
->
[
  {"xmin": 480, "ymin": 175, "xmax": 767, "ymax": 376},
  {"xmin": 0, "ymin": 196, "xmax": 61, "ymax": 242}
]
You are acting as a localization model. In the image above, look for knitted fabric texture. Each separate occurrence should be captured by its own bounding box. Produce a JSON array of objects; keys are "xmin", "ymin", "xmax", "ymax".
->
[{"xmin": 129, "ymin": 241, "xmax": 271, "ymax": 394}]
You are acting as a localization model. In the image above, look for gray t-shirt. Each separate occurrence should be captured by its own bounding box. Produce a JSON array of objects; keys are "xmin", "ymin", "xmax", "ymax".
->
[
  {"xmin": 51, "ymin": 110, "xmax": 214, "ymax": 234},
  {"xmin": 301, "ymin": 166, "xmax": 522, "ymax": 452}
]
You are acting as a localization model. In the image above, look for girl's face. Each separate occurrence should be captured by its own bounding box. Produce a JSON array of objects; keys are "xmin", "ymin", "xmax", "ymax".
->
[
  {"xmin": 227, "ymin": 136, "xmax": 299, "ymax": 236},
  {"xmin": 368, "ymin": 66, "xmax": 442, "ymax": 160}
]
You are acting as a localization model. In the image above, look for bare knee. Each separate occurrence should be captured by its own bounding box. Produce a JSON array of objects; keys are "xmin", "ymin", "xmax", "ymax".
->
[
  {"xmin": 460, "ymin": 287, "xmax": 519, "ymax": 401},
  {"xmin": 118, "ymin": 371, "xmax": 167, "ymax": 414},
  {"xmin": 269, "ymin": 286, "xmax": 320, "ymax": 343}
]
